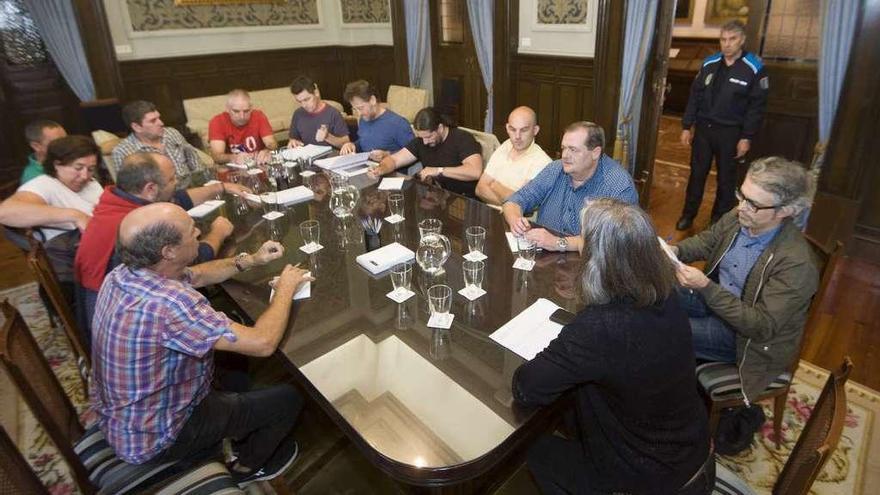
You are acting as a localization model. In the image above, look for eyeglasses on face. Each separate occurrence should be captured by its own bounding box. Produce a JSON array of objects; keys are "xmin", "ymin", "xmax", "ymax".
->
[{"xmin": 735, "ymin": 187, "xmax": 779, "ymax": 212}]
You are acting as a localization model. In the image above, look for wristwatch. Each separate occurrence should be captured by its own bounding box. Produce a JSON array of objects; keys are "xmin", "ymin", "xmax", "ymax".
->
[
  {"xmin": 556, "ymin": 236, "xmax": 569, "ymax": 252},
  {"xmin": 234, "ymin": 252, "xmax": 250, "ymax": 272}
]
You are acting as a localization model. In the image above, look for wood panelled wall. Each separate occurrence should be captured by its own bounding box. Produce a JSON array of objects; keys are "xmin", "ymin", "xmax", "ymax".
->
[
  {"xmin": 510, "ymin": 55, "xmax": 595, "ymax": 156},
  {"xmin": 119, "ymin": 45, "xmax": 399, "ymax": 135}
]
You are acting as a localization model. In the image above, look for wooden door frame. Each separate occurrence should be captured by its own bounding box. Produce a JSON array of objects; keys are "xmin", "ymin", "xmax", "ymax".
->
[
  {"xmin": 389, "ymin": 0, "xmax": 410, "ymax": 87},
  {"xmin": 633, "ymin": 0, "xmax": 677, "ymax": 206}
]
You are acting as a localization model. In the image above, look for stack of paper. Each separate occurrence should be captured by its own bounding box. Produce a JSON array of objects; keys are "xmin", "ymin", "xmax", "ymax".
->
[
  {"xmin": 657, "ymin": 236, "xmax": 682, "ymax": 266},
  {"xmin": 489, "ymin": 298, "xmax": 564, "ymax": 360},
  {"xmin": 313, "ymin": 152, "xmax": 371, "ymax": 171},
  {"xmin": 275, "ymin": 186, "xmax": 314, "ymax": 205},
  {"xmin": 187, "ymin": 200, "xmax": 224, "ymax": 218},
  {"xmin": 355, "ymin": 242, "xmax": 415, "ymax": 275},
  {"xmin": 281, "ymin": 145, "xmax": 332, "ymax": 161},
  {"xmin": 269, "ymin": 272, "xmax": 312, "ymax": 301},
  {"xmin": 378, "ymin": 177, "xmax": 405, "ymax": 190}
]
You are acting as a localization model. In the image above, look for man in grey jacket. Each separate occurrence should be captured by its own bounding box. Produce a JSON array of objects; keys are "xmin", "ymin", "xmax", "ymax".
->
[{"xmin": 672, "ymin": 156, "xmax": 818, "ymax": 403}]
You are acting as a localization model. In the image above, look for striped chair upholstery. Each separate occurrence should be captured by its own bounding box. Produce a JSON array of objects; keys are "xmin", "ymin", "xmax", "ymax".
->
[
  {"xmin": 696, "ymin": 362, "xmax": 792, "ymax": 400},
  {"xmin": 712, "ymin": 461, "xmax": 757, "ymax": 495},
  {"xmin": 74, "ymin": 423, "xmax": 243, "ymax": 494}
]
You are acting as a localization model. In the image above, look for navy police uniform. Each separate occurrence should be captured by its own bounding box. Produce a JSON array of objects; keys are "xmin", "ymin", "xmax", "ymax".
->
[{"xmin": 681, "ymin": 51, "xmax": 769, "ymax": 221}]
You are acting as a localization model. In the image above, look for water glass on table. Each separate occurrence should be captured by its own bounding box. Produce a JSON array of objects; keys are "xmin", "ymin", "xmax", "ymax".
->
[
  {"xmin": 300, "ymin": 220, "xmax": 320, "ymax": 250},
  {"xmin": 465, "ymin": 226, "xmax": 486, "ymax": 254},
  {"xmin": 391, "ymin": 263, "xmax": 413, "ymax": 295},
  {"xmin": 517, "ymin": 236, "xmax": 537, "ymax": 262},
  {"xmin": 428, "ymin": 284, "xmax": 453, "ymax": 315},
  {"xmin": 462, "ymin": 259, "xmax": 485, "ymax": 291},
  {"xmin": 388, "ymin": 193, "xmax": 405, "ymax": 219}
]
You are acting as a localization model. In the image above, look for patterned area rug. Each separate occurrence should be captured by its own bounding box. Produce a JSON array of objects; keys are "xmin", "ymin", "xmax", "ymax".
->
[
  {"xmin": 719, "ymin": 360, "xmax": 880, "ymax": 494},
  {"xmin": 2, "ymin": 283, "xmax": 878, "ymax": 494}
]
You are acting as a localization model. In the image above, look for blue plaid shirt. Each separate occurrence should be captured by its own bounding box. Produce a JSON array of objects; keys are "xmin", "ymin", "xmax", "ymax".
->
[
  {"xmin": 718, "ymin": 225, "xmax": 782, "ymax": 299},
  {"xmin": 507, "ymin": 154, "xmax": 638, "ymax": 235}
]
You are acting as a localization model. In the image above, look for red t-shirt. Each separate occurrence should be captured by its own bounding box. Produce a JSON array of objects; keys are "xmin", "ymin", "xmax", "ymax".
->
[{"xmin": 208, "ymin": 109, "xmax": 273, "ymax": 153}]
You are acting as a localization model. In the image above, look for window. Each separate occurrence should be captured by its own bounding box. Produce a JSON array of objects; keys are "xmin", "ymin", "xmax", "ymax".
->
[
  {"xmin": 759, "ymin": 0, "xmax": 821, "ymax": 62},
  {"xmin": 0, "ymin": 0, "xmax": 48, "ymax": 65}
]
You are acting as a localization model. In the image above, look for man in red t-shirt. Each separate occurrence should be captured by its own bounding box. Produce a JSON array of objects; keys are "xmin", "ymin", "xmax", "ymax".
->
[{"xmin": 208, "ymin": 89, "xmax": 277, "ymax": 166}]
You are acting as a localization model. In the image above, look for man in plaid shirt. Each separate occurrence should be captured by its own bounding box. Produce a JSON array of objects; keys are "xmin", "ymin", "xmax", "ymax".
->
[{"xmin": 91, "ymin": 202, "xmax": 312, "ymax": 486}]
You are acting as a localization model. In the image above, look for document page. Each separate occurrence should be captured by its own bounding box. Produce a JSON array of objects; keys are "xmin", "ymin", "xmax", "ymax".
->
[{"xmin": 490, "ymin": 298, "xmax": 564, "ymax": 360}]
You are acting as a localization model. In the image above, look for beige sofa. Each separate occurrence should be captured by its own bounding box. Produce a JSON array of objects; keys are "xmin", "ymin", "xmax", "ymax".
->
[{"xmin": 183, "ymin": 88, "xmax": 346, "ymax": 150}]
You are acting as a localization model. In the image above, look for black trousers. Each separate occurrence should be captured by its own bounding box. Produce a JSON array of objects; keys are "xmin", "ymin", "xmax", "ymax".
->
[
  {"xmin": 156, "ymin": 383, "xmax": 303, "ymax": 471},
  {"xmin": 527, "ymin": 434, "xmax": 715, "ymax": 494},
  {"xmin": 682, "ymin": 122, "xmax": 741, "ymax": 219}
]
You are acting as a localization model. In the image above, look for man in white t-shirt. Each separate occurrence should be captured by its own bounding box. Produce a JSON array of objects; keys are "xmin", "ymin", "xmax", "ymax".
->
[
  {"xmin": 475, "ymin": 106, "xmax": 552, "ymax": 206},
  {"xmin": 0, "ymin": 135, "xmax": 103, "ymax": 287}
]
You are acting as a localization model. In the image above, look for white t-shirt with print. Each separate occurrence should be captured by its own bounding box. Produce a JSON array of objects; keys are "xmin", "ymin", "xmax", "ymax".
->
[{"xmin": 17, "ymin": 175, "xmax": 102, "ymax": 241}]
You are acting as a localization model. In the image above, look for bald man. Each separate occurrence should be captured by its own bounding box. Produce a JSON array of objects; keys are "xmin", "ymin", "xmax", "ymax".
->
[
  {"xmin": 476, "ymin": 106, "xmax": 552, "ymax": 206},
  {"xmin": 208, "ymin": 89, "xmax": 277, "ymax": 166},
  {"xmin": 90, "ymin": 203, "xmax": 311, "ymax": 485}
]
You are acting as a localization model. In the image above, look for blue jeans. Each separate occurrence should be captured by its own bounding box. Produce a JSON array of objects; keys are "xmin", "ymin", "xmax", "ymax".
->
[{"xmin": 677, "ymin": 288, "xmax": 737, "ymax": 363}]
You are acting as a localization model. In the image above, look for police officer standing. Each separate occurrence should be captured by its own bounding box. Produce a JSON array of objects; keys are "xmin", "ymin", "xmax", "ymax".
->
[{"xmin": 676, "ymin": 20, "xmax": 769, "ymax": 231}]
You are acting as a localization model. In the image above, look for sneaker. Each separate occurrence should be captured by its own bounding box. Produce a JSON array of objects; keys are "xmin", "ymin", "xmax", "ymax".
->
[{"xmin": 233, "ymin": 437, "xmax": 299, "ymax": 488}]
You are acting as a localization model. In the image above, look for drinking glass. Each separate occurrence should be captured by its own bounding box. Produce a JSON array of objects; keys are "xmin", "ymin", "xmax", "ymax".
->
[
  {"xmin": 388, "ymin": 193, "xmax": 404, "ymax": 218},
  {"xmin": 517, "ymin": 236, "xmax": 537, "ymax": 262},
  {"xmin": 300, "ymin": 220, "xmax": 320, "ymax": 248},
  {"xmin": 462, "ymin": 259, "xmax": 485, "ymax": 290},
  {"xmin": 230, "ymin": 172, "xmax": 250, "ymax": 216},
  {"xmin": 465, "ymin": 226, "xmax": 486, "ymax": 254},
  {"xmin": 266, "ymin": 215, "xmax": 283, "ymax": 241},
  {"xmin": 428, "ymin": 284, "xmax": 452, "ymax": 315},
  {"xmin": 418, "ymin": 218, "xmax": 442, "ymax": 238},
  {"xmin": 391, "ymin": 263, "xmax": 413, "ymax": 293},
  {"xmin": 262, "ymin": 191, "xmax": 278, "ymax": 213}
]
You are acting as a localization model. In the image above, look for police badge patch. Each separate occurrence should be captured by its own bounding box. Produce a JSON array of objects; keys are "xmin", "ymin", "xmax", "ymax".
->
[
  {"xmin": 705, "ymin": 73, "xmax": 714, "ymax": 86},
  {"xmin": 759, "ymin": 77, "xmax": 769, "ymax": 90}
]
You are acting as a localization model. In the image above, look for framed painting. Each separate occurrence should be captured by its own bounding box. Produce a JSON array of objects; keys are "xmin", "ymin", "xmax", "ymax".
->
[
  {"xmin": 675, "ymin": 0, "xmax": 694, "ymax": 25},
  {"xmin": 704, "ymin": 0, "xmax": 749, "ymax": 25},
  {"xmin": 174, "ymin": 0, "xmax": 284, "ymax": 5}
]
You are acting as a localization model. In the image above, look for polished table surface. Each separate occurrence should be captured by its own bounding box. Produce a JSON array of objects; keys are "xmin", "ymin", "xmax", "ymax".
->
[{"xmin": 207, "ymin": 169, "xmax": 582, "ymax": 487}]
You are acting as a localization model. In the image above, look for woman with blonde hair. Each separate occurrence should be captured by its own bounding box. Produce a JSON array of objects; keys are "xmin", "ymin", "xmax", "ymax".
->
[{"xmin": 513, "ymin": 198, "xmax": 712, "ymax": 494}]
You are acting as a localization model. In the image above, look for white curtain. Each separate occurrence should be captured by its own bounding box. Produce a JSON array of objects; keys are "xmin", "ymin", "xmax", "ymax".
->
[
  {"xmin": 404, "ymin": 0, "xmax": 432, "ymax": 88},
  {"xmin": 614, "ymin": 0, "xmax": 659, "ymax": 174},
  {"xmin": 22, "ymin": 0, "xmax": 96, "ymax": 101},
  {"xmin": 466, "ymin": 0, "xmax": 494, "ymax": 132},
  {"xmin": 818, "ymin": 0, "xmax": 860, "ymax": 147}
]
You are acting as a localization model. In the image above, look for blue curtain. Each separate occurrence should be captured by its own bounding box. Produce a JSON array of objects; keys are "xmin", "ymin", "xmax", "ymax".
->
[
  {"xmin": 466, "ymin": 0, "xmax": 494, "ymax": 132},
  {"xmin": 404, "ymin": 0, "xmax": 432, "ymax": 89},
  {"xmin": 818, "ymin": 0, "xmax": 860, "ymax": 146},
  {"xmin": 615, "ymin": 0, "xmax": 658, "ymax": 174},
  {"xmin": 22, "ymin": 0, "xmax": 96, "ymax": 101}
]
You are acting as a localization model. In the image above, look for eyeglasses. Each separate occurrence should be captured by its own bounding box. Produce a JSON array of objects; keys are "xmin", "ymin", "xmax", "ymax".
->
[{"xmin": 735, "ymin": 187, "xmax": 779, "ymax": 212}]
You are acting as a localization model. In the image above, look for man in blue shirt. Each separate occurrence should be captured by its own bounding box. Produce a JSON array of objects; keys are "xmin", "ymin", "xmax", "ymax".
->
[
  {"xmin": 503, "ymin": 121, "xmax": 638, "ymax": 252},
  {"xmin": 339, "ymin": 80, "xmax": 413, "ymax": 161}
]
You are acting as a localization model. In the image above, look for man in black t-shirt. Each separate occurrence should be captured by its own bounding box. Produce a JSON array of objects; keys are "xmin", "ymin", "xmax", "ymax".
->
[{"xmin": 368, "ymin": 107, "xmax": 483, "ymax": 197}]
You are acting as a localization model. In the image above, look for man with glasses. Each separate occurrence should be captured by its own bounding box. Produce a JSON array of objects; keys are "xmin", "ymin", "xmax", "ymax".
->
[
  {"xmin": 476, "ymin": 106, "xmax": 552, "ymax": 206},
  {"xmin": 208, "ymin": 89, "xmax": 277, "ymax": 166},
  {"xmin": 670, "ymin": 157, "xmax": 818, "ymax": 405},
  {"xmin": 502, "ymin": 121, "xmax": 638, "ymax": 252}
]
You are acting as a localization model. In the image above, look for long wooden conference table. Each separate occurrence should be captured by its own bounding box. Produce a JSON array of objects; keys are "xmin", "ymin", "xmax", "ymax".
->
[{"xmin": 201, "ymin": 167, "xmax": 581, "ymax": 492}]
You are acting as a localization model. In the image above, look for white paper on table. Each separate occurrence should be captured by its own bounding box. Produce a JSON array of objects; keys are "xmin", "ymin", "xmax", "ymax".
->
[
  {"xmin": 242, "ymin": 192, "xmax": 262, "ymax": 203},
  {"xmin": 386, "ymin": 288, "xmax": 415, "ymax": 303},
  {"xmin": 225, "ymin": 162, "xmax": 248, "ymax": 170},
  {"xmin": 299, "ymin": 242, "xmax": 323, "ymax": 254},
  {"xmin": 355, "ymin": 242, "xmax": 415, "ymax": 275},
  {"xmin": 490, "ymin": 298, "xmax": 564, "ymax": 360},
  {"xmin": 281, "ymin": 145, "xmax": 332, "ymax": 161},
  {"xmin": 262, "ymin": 211, "xmax": 284, "ymax": 220},
  {"xmin": 275, "ymin": 186, "xmax": 314, "ymax": 205},
  {"xmin": 269, "ymin": 272, "xmax": 312, "ymax": 301},
  {"xmin": 378, "ymin": 177, "xmax": 405, "ymax": 190},
  {"xmin": 384, "ymin": 214, "xmax": 405, "ymax": 224},
  {"xmin": 512, "ymin": 258, "xmax": 535, "ymax": 271},
  {"xmin": 505, "ymin": 232, "xmax": 519, "ymax": 252},
  {"xmin": 246, "ymin": 168, "xmax": 263, "ymax": 176},
  {"xmin": 313, "ymin": 152, "xmax": 371, "ymax": 171},
  {"xmin": 657, "ymin": 236, "xmax": 682, "ymax": 266},
  {"xmin": 300, "ymin": 170, "xmax": 316, "ymax": 178},
  {"xmin": 338, "ymin": 161, "xmax": 376, "ymax": 177},
  {"xmin": 427, "ymin": 312, "xmax": 454, "ymax": 329},
  {"xmin": 458, "ymin": 286, "xmax": 486, "ymax": 301},
  {"xmin": 187, "ymin": 201, "xmax": 223, "ymax": 218},
  {"xmin": 204, "ymin": 180, "xmax": 221, "ymax": 186},
  {"xmin": 463, "ymin": 251, "xmax": 488, "ymax": 262}
]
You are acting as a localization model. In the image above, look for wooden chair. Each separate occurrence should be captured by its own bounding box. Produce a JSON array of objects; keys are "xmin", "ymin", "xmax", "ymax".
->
[
  {"xmin": 697, "ymin": 239, "xmax": 844, "ymax": 449},
  {"xmin": 0, "ymin": 301, "xmax": 244, "ymax": 495},
  {"xmin": 0, "ymin": 424, "xmax": 50, "ymax": 494},
  {"xmin": 713, "ymin": 357, "xmax": 853, "ymax": 495},
  {"xmin": 26, "ymin": 238, "xmax": 91, "ymax": 386}
]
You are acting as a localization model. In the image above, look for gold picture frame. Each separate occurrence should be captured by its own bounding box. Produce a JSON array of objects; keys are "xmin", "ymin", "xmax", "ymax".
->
[
  {"xmin": 174, "ymin": 0, "xmax": 284, "ymax": 5},
  {"xmin": 674, "ymin": 0, "xmax": 695, "ymax": 26},
  {"xmin": 704, "ymin": 0, "xmax": 749, "ymax": 26}
]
